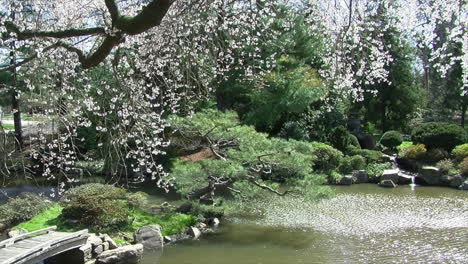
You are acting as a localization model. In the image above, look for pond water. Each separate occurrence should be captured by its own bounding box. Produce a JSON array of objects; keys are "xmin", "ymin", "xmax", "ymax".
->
[{"xmin": 143, "ymin": 184, "xmax": 468, "ymax": 264}]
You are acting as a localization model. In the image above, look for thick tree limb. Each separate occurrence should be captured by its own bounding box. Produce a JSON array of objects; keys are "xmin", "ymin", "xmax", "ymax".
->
[
  {"xmin": 105, "ymin": 0, "xmax": 120, "ymax": 25},
  {"xmin": 114, "ymin": 0, "xmax": 175, "ymax": 35},
  {"xmin": 4, "ymin": 0, "xmax": 176, "ymax": 69}
]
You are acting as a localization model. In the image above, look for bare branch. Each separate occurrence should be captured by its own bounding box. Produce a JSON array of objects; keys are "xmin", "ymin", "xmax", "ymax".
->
[
  {"xmin": 4, "ymin": 22, "xmax": 106, "ymax": 40},
  {"xmin": 250, "ymin": 179, "xmax": 290, "ymax": 196}
]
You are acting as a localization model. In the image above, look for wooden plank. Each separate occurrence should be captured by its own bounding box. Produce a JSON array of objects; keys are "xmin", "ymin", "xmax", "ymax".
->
[
  {"xmin": 0, "ymin": 229, "xmax": 89, "ymax": 264},
  {"xmin": 0, "ymin": 226, "xmax": 57, "ymax": 249}
]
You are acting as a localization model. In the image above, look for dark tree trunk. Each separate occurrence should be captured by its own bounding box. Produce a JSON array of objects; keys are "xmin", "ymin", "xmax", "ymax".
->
[
  {"xmin": 461, "ymin": 102, "xmax": 467, "ymax": 128},
  {"xmin": 10, "ymin": 10, "xmax": 22, "ymax": 151}
]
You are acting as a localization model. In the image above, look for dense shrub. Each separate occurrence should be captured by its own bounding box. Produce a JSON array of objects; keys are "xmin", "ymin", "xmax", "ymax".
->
[
  {"xmin": 451, "ymin": 143, "xmax": 468, "ymax": 161},
  {"xmin": 338, "ymin": 155, "xmax": 366, "ymax": 174},
  {"xmin": 411, "ymin": 122, "xmax": 466, "ymax": 151},
  {"xmin": 127, "ymin": 192, "xmax": 149, "ymax": 209},
  {"xmin": 399, "ymin": 144, "xmax": 426, "ymax": 160},
  {"xmin": 278, "ymin": 120, "xmax": 309, "ymax": 141},
  {"xmin": 349, "ymin": 134, "xmax": 361, "ymax": 149},
  {"xmin": 310, "ymin": 142, "xmax": 343, "ymax": 171},
  {"xmin": 347, "ymin": 146, "xmax": 382, "ymax": 163},
  {"xmin": 459, "ymin": 157, "xmax": 468, "ymax": 176},
  {"xmin": 436, "ymin": 159, "xmax": 454, "ymax": 175},
  {"xmin": 61, "ymin": 184, "xmax": 130, "ymax": 230},
  {"xmin": 0, "ymin": 193, "xmax": 49, "ymax": 227},
  {"xmin": 366, "ymin": 162, "xmax": 393, "ymax": 182},
  {"xmin": 397, "ymin": 141, "xmax": 413, "ymax": 151},
  {"xmin": 379, "ymin": 130, "xmax": 403, "ymax": 150},
  {"xmin": 425, "ymin": 148, "xmax": 450, "ymax": 163},
  {"xmin": 329, "ymin": 126, "xmax": 355, "ymax": 152}
]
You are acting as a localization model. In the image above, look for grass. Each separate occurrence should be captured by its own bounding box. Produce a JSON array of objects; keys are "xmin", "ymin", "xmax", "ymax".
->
[
  {"xmin": 1, "ymin": 123, "xmax": 14, "ymax": 130},
  {"xmin": 13, "ymin": 203, "xmax": 196, "ymax": 240},
  {"xmin": 1, "ymin": 113, "xmax": 52, "ymax": 122}
]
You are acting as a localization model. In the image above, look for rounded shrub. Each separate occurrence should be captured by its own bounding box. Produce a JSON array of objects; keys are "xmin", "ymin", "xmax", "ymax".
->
[
  {"xmin": 61, "ymin": 184, "xmax": 130, "ymax": 230},
  {"xmin": 451, "ymin": 143, "xmax": 468, "ymax": 162},
  {"xmin": 338, "ymin": 155, "xmax": 366, "ymax": 174},
  {"xmin": 329, "ymin": 126, "xmax": 356, "ymax": 152},
  {"xmin": 310, "ymin": 142, "xmax": 343, "ymax": 171},
  {"xmin": 0, "ymin": 193, "xmax": 49, "ymax": 226},
  {"xmin": 436, "ymin": 159, "xmax": 454, "ymax": 175},
  {"xmin": 347, "ymin": 146, "xmax": 382, "ymax": 163},
  {"xmin": 459, "ymin": 157, "xmax": 468, "ymax": 176},
  {"xmin": 411, "ymin": 122, "xmax": 466, "ymax": 151},
  {"xmin": 399, "ymin": 144, "xmax": 426, "ymax": 160},
  {"xmin": 379, "ymin": 130, "xmax": 403, "ymax": 150},
  {"xmin": 349, "ymin": 134, "xmax": 361, "ymax": 149}
]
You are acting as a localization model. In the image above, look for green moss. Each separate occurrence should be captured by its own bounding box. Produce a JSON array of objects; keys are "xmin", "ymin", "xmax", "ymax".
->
[
  {"xmin": 13, "ymin": 203, "xmax": 196, "ymax": 238},
  {"xmin": 13, "ymin": 204, "xmax": 76, "ymax": 232},
  {"xmin": 128, "ymin": 210, "xmax": 196, "ymax": 236},
  {"xmin": 1, "ymin": 123, "xmax": 14, "ymax": 130}
]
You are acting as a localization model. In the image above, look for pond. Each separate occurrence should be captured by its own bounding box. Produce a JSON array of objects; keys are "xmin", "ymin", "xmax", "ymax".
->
[{"xmin": 143, "ymin": 184, "xmax": 468, "ymax": 264}]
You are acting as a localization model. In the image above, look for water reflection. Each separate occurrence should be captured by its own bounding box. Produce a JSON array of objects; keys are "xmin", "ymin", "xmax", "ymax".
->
[{"xmin": 146, "ymin": 184, "xmax": 467, "ymax": 264}]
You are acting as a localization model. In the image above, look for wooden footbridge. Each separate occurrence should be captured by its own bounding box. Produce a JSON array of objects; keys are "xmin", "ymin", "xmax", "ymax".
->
[{"xmin": 0, "ymin": 226, "xmax": 89, "ymax": 264}]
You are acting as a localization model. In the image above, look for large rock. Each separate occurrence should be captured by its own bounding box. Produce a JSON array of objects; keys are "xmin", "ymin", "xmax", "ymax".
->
[
  {"xmin": 379, "ymin": 179, "xmax": 397, "ymax": 188},
  {"xmin": 133, "ymin": 225, "xmax": 163, "ymax": 250},
  {"xmin": 397, "ymin": 173, "xmax": 413, "ymax": 185},
  {"xmin": 353, "ymin": 170, "xmax": 368, "ymax": 184},
  {"xmin": 337, "ymin": 176, "xmax": 354, "ymax": 185},
  {"xmin": 187, "ymin": 226, "xmax": 201, "ymax": 240},
  {"xmin": 381, "ymin": 169, "xmax": 399, "ymax": 183},
  {"xmin": 7, "ymin": 228, "xmax": 27, "ymax": 238},
  {"xmin": 96, "ymin": 244, "xmax": 144, "ymax": 264},
  {"xmin": 450, "ymin": 175, "xmax": 465, "ymax": 189},
  {"xmin": 418, "ymin": 166, "xmax": 442, "ymax": 185},
  {"xmin": 461, "ymin": 180, "xmax": 468, "ymax": 191}
]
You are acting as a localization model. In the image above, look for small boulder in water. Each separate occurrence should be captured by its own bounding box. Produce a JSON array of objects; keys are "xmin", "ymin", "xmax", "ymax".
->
[
  {"xmin": 449, "ymin": 175, "xmax": 465, "ymax": 189},
  {"xmin": 382, "ymin": 169, "xmax": 399, "ymax": 183},
  {"xmin": 460, "ymin": 180, "xmax": 468, "ymax": 191},
  {"xmin": 379, "ymin": 179, "xmax": 397, "ymax": 188},
  {"xmin": 337, "ymin": 176, "xmax": 354, "ymax": 185}
]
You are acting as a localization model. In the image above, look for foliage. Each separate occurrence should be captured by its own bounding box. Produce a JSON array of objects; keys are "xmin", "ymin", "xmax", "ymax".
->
[
  {"xmin": 127, "ymin": 192, "xmax": 150, "ymax": 210},
  {"xmin": 60, "ymin": 184, "xmax": 130, "ymax": 231},
  {"xmin": 338, "ymin": 155, "xmax": 366, "ymax": 174},
  {"xmin": 13, "ymin": 203, "xmax": 196, "ymax": 237},
  {"xmin": 451, "ymin": 144, "xmax": 468, "ymax": 162},
  {"xmin": 399, "ymin": 144, "xmax": 427, "ymax": 160},
  {"xmin": 436, "ymin": 159, "xmax": 454, "ymax": 175},
  {"xmin": 278, "ymin": 120, "xmax": 309, "ymax": 141},
  {"xmin": 411, "ymin": 122, "xmax": 466, "ymax": 151},
  {"xmin": 169, "ymin": 110, "xmax": 330, "ymax": 202},
  {"xmin": 0, "ymin": 193, "xmax": 50, "ymax": 227},
  {"xmin": 366, "ymin": 162, "xmax": 393, "ymax": 182},
  {"xmin": 244, "ymin": 56, "xmax": 326, "ymax": 133},
  {"xmin": 349, "ymin": 134, "xmax": 361, "ymax": 149},
  {"xmin": 379, "ymin": 130, "xmax": 403, "ymax": 150},
  {"xmin": 309, "ymin": 142, "xmax": 343, "ymax": 171},
  {"xmin": 329, "ymin": 126, "xmax": 355, "ymax": 152},
  {"xmin": 459, "ymin": 157, "xmax": 468, "ymax": 177},
  {"xmin": 397, "ymin": 141, "xmax": 413, "ymax": 151},
  {"xmin": 346, "ymin": 147, "xmax": 382, "ymax": 163},
  {"xmin": 129, "ymin": 210, "xmax": 196, "ymax": 236}
]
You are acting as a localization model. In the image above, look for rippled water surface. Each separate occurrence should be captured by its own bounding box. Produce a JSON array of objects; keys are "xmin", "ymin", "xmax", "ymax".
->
[{"xmin": 143, "ymin": 184, "xmax": 468, "ymax": 264}]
